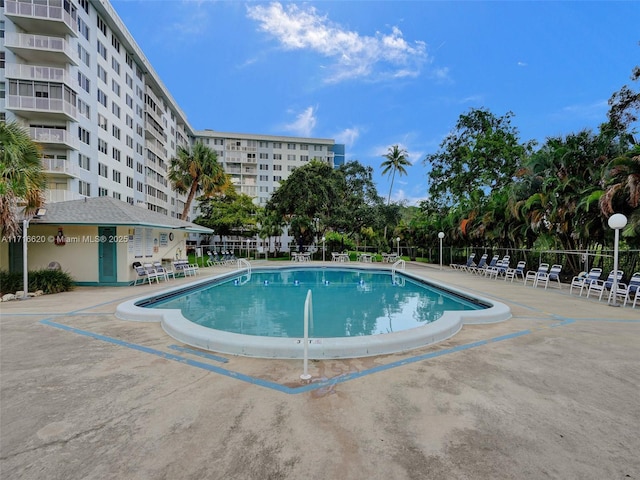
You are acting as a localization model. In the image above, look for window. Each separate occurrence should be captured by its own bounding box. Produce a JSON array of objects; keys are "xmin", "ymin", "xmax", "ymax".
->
[
  {"xmin": 112, "ymin": 192, "xmax": 121, "ymax": 200},
  {"xmin": 111, "ymin": 35, "xmax": 120, "ymax": 53},
  {"xmin": 98, "ymin": 163, "xmax": 108, "ymax": 177},
  {"xmin": 77, "ymin": 72, "xmax": 90, "ymax": 93},
  {"xmin": 300, "ymin": 144, "xmax": 309, "ymax": 151},
  {"xmin": 79, "ymin": 180, "xmax": 91, "ymax": 196},
  {"xmin": 287, "ymin": 154, "xmax": 295, "ymax": 161},
  {"xmin": 126, "ymin": 156, "xmax": 133, "ymax": 168},
  {"xmin": 259, "ymin": 175, "xmax": 268, "ymax": 181},
  {"xmin": 273, "ymin": 154, "xmax": 282, "ymax": 160},
  {"xmin": 273, "ymin": 164, "xmax": 282, "ymax": 171},
  {"xmin": 112, "ymin": 125, "xmax": 120, "ymax": 140},
  {"xmin": 126, "ymin": 176, "xmax": 133, "ymax": 188},
  {"xmin": 97, "ymin": 15, "xmax": 107, "ymax": 36},
  {"xmin": 125, "ymin": 73, "xmax": 133, "ymax": 89},
  {"xmin": 97, "ymin": 64, "xmax": 107, "ymax": 83},
  {"xmin": 111, "ymin": 57, "xmax": 120, "ymax": 75},
  {"xmin": 78, "ymin": 153, "xmax": 90, "ymax": 170},
  {"xmin": 300, "ymin": 155, "xmax": 309, "ymax": 162},
  {"xmin": 98, "ymin": 113, "xmax": 107, "ymax": 131},
  {"xmin": 136, "ymin": 181, "xmax": 143, "ymax": 192},
  {"xmin": 79, "ymin": 0, "xmax": 89, "ymax": 13},
  {"xmin": 98, "ymin": 187, "xmax": 108, "ymax": 197},
  {"xmin": 136, "ymin": 162, "xmax": 143, "ymax": 174},
  {"xmin": 111, "ymin": 79, "xmax": 120, "ymax": 96},
  {"xmin": 112, "ymin": 170, "xmax": 121, "ymax": 183},
  {"xmin": 97, "ymin": 40, "xmax": 107, "ymax": 60},
  {"xmin": 98, "ymin": 138, "xmax": 108, "ymax": 154},
  {"xmin": 112, "ymin": 147, "xmax": 121, "ymax": 162},
  {"xmin": 314, "ymin": 145, "xmax": 323, "ymax": 151},
  {"xmin": 125, "ymin": 135, "xmax": 133, "ymax": 148},
  {"xmin": 126, "ymin": 53, "xmax": 134, "ymax": 70},
  {"xmin": 97, "ymin": 89, "xmax": 107, "ymax": 107},
  {"xmin": 78, "ymin": 127, "xmax": 90, "ymax": 145},
  {"xmin": 259, "ymin": 164, "xmax": 269, "ymax": 170},
  {"xmin": 77, "ymin": 17, "xmax": 89, "ymax": 39},
  {"xmin": 125, "ymin": 115, "xmax": 133, "ymax": 129},
  {"xmin": 77, "ymin": 44, "xmax": 90, "ymax": 65},
  {"xmin": 287, "ymin": 143, "xmax": 296, "ymax": 150},
  {"xmin": 259, "ymin": 153, "xmax": 269, "ymax": 160},
  {"xmin": 78, "ymin": 99, "xmax": 90, "ymax": 119},
  {"xmin": 273, "ymin": 175, "xmax": 282, "ymax": 182},
  {"xmin": 125, "ymin": 94, "xmax": 133, "ymax": 109},
  {"xmin": 112, "ymin": 102, "xmax": 120, "ymax": 118}
]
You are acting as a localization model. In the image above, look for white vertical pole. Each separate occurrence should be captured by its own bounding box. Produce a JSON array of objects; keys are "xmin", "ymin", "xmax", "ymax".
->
[
  {"xmin": 611, "ymin": 228, "xmax": 620, "ymax": 306},
  {"xmin": 301, "ymin": 289, "xmax": 312, "ymax": 380},
  {"xmin": 22, "ymin": 219, "xmax": 29, "ymax": 299}
]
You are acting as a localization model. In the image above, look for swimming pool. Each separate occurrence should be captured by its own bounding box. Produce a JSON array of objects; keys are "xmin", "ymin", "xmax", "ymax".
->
[{"xmin": 116, "ymin": 265, "xmax": 511, "ymax": 359}]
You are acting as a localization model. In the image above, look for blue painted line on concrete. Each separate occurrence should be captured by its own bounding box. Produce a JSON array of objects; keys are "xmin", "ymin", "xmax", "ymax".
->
[
  {"xmin": 40, "ymin": 318, "xmax": 539, "ymax": 395},
  {"xmin": 168, "ymin": 344, "xmax": 229, "ymax": 363}
]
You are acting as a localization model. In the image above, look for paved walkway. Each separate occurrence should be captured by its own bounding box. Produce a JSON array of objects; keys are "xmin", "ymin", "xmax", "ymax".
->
[{"xmin": 1, "ymin": 261, "xmax": 638, "ymax": 480}]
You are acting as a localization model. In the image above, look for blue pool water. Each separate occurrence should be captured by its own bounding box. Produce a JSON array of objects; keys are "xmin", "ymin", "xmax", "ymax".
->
[{"xmin": 147, "ymin": 268, "xmax": 485, "ymax": 338}]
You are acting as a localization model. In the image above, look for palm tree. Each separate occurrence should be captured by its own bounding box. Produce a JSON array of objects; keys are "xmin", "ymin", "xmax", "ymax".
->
[
  {"xmin": 0, "ymin": 121, "xmax": 46, "ymax": 238},
  {"xmin": 380, "ymin": 145, "xmax": 411, "ymax": 205},
  {"xmin": 168, "ymin": 142, "xmax": 230, "ymax": 221},
  {"xmin": 380, "ymin": 145, "xmax": 411, "ymax": 240}
]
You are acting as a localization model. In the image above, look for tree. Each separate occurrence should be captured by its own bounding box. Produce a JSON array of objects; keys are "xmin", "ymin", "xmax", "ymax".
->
[
  {"xmin": 380, "ymin": 145, "xmax": 411, "ymax": 205},
  {"xmin": 0, "ymin": 121, "xmax": 46, "ymax": 238},
  {"xmin": 264, "ymin": 160, "xmax": 342, "ymax": 242},
  {"xmin": 424, "ymin": 108, "xmax": 534, "ymax": 205},
  {"xmin": 606, "ymin": 47, "xmax": 639, "ymax": 136},
  {"xmin": 195, "ymin": 190, "xmax": 260, "ymax": 237},
  {"xmin": 168, "ymin": 142, "xmax": 230, "ymax": 220}
]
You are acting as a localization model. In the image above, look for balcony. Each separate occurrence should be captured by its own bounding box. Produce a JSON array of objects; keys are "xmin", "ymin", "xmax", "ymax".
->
[
  {"xmin": 44, "ymin": 189, "xmax": 86, "ymax": 204},
  {"xmin": 41, "ymin": 157, "xmax": 79, "ymax": 178},
  {"xmin": 5, "ymin": 64, "xmax": 72, "ymax": 85},
  {"xmin": 4, "ymin": 32, "xmax": 77, "ymax": 66},
  {"xmin": 7, "ymin": 94, "xmax": 77, "ymax": 121},
  {"xmin": 31, "ymin": 127, "xmax": 77, "ymax": 150},
  {"xmin": 5, "ymin": 0, "xmax": 77, "ymax": 37},
  {"xmin": 145, "ymin": 139, "xmax": 168, "ymax": 160}
]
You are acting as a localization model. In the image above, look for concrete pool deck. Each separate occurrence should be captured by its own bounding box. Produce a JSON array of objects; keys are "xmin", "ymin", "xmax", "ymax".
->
[{"xmin": 1, "ymin": 261, "xmax": 638, "ymax": 479}]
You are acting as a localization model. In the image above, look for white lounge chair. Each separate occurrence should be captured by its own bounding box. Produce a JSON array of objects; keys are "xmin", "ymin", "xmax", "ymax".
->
[
  {"xmin": 504, "ymin": 261, "xmax": 526, "ymax": 282},
  {"xmin": 524, "ymin": 263, "xmax": 549, "ymax": 287},
  {"xmin": 535, "ymin": 264, "xmax": 562, "ymax": 289},
  {"xmin": 569, "ymin": 268, "xmax": 602, "ymax": 296},
  {"xmin": 609, "ymin": 272, "xmax": 640, "ymax": 306},
  {"xmin": 586, "ymin": 270, "xmax": 623, "ymax": 301}
]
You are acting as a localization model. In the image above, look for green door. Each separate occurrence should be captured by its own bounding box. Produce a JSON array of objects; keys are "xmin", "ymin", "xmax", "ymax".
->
[{"xmin": 98, "ymin": 226, "xmax": 117, "ymax": 284}]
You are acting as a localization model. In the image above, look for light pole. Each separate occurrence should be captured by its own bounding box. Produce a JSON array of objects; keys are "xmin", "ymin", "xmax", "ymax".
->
[
  {"xmin": 396, "ymin": 236, "xmax": 400, "ymax": 257},
  {"xmin": 438, "ymin": 231, "xmax": 445, "ymax": 270},
  {"xmin": 246, "ymin": 239, "xmax": 250, "ymax": 259},
  {"xmin": 321, "ymin": 236, "xmax": 325, "ymax": 262},
  {"xmin": 22, "ymin": 218, "xmax": 29, "ymax": 300},
  {"xmin": 608, "ymin": 213, "xmax": 627, "ymax": 307}
]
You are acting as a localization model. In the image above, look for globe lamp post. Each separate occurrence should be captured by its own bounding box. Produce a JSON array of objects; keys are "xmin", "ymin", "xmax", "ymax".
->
[{"xmin": 607, "ymin": 213, "xmax": 627, "ymax": 307}]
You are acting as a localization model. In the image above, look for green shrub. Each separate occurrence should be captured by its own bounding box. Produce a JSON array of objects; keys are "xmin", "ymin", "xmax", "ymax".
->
[{"xmin": 0, "ymin": 269, "xmax": 75, "ymax": 295}]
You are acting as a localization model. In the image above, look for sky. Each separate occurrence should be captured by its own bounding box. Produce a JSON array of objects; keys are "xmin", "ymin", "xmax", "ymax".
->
[{"xmin": 110, "ymin": 0, "xmax": 639, "ymax": 205}]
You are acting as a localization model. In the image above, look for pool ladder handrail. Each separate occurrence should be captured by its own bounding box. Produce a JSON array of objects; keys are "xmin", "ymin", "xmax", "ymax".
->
[
  {"xmin": 392, "ymin": 258, "xmax": 406, "ymax": 286},
  {"xmin": 237, "ymin": 258, "xmax": 251, "ymax": 274},
  {"xmin": 236, "ymin": 258, "xmax": 252, "ymax": 285}
]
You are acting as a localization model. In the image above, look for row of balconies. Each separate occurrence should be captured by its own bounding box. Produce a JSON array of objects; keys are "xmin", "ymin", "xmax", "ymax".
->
[
  {"xmin": 6, "ymin": 63, "xmax": 71, "ymax": 85},
  {"xmin": 7, "ymin": 94, "xmax": 77, "ymax": 121},
  {"xmin": 145, "ymin": 139, "xmax": 168, "ymax": 161},
  {"xmin": 226, "ymin": 145, "xmax": 258, "ymax": 152}
]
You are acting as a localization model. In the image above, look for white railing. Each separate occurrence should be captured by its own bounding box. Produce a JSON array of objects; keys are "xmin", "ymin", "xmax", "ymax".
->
[
  {"xmin": 7, "ymin": 95, "xmax": 77, "ymax": 120},
  {"xmin": 5, "ymin": 0, "xmax": 76, "ymax": 33},
  {"xmin": 392, "ymin": 259, "xmax": 406, "ymax": 286},
  {"xmin": 5, "ymin": 64, "xmax": 70, "ymax": 84},
  {"xmin": 44, "ymin": 189, "xmax": 86, "ymax": 203},
  {"xmin": 4, "ymin": 32, "xmax": 72, "ymax": 57},
  {"xmin": 41, "ymin": 157, "xmax": 79, "ymax": 177},
  {"xmin": 31, "ymin": 127, "xmax": 77, "ymax": 149},
  {"xmin": 237, "ymin": 258, "xmax": 252, "ymax": 275}
]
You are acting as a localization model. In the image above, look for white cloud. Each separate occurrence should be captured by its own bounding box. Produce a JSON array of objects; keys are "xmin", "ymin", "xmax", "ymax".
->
[
  {"xmin": 335, "ymin": 127, "xmax": 361, "ymax": 147},
  {"xmin": 246, "ymin": 2, "xmax": 428, "ymax": 83},
  {"xmin": 169, "ymin": 2, "xmax": 210, "ymax": 37},
  {"xmin": 284, "ymin": 106, "xmax": 317, "ymax": 137}
]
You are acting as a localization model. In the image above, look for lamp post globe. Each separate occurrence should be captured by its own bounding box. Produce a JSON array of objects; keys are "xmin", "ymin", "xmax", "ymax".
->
[{"xmin": 438, "ymin": 232, "xmax": 445, "ymax": 270}]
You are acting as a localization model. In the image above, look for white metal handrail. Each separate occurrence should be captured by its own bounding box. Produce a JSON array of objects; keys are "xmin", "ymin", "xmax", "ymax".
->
[
  {"xmin": 237, "ymin": 257, "xmax": 251, "ymax": 275},
  {"xmin": 392, "ymin": 258, "xmax": 405, "ymax": 276}
]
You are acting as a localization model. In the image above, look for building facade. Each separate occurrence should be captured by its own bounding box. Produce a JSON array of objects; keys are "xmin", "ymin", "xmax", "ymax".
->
[{"xmin": 1, "ymin": 0, "xmax": 345, "ymax": 224}]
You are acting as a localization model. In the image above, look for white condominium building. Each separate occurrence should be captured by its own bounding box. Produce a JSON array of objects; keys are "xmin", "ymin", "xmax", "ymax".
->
[{"xmin": 1, "ymin": 0, "xmax": 345, "ymax": 222}]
